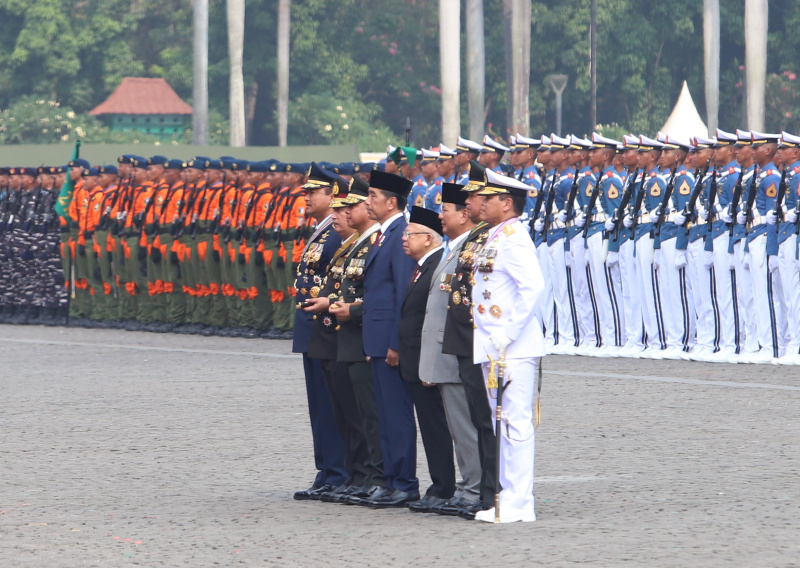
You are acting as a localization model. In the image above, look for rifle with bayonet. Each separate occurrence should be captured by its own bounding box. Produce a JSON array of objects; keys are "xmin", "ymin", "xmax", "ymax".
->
[
  {"xmin": 680, "ymin": 158, "xmax": 712, "ymax": 235},
  {"xmin": 610, "ymin": 168, "xmax": 634, "ymax": 240},
  {"xmin": 528, "ymin": 167, "xmax": 550, "ymax": 236},
  {"xmin": 562, "ymin": 165, "xmax": 582, "ymax": 227},
  {"xmin": 706, "ymin": 169, "xmax": 719, "ymax": 233},
  {"xmin": 542, "ymin": 169, "xmax": 564, "ymax": 239},
  {"xmin": 582, "ymin": 168, "xmax": 604, "ymax": 239},
  {"xmin": 773, "ymin": 165, "xmax": 789, "ymax": 223},
  {"xmin": 173, "ymin": 182, "xmax": 197, "ymax": 238},
  {"xmin": 629, "ymin": 169, "xmax": 649, "ymax": 238},
  {"xmin": 654, "ymin": 165, "xmax": 679, "ymax": 238},
  {"xmin": 726, "ymin": 167, "xmax": 747, "ymax": 237},
  {"xmin": 742, "ymin": 165, "xmax": 760, "ymax": 235}
]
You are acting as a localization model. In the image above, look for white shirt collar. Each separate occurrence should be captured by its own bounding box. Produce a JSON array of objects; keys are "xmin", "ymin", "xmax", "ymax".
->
[
  {"xmin": 417, "ymin": 244, "xmax": 443, "ymax": 267},
  {"xmin": 380, "ymin": 211, "xmax": 404, "ymax": 234},
  {"xmin": 447, "ymin": 230, "xmax": 470, "ymax": 253}
]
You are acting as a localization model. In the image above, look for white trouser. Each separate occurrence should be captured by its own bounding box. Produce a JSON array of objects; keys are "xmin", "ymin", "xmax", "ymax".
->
[
  {"xmin": 482, "ymin": 357, "xmax": 536, "ymax": 517},
  {"xmin": 711, "ymin": 233, "xmax": 737, "ymax": 354},
  {"xmin": 619, "ymin": 238, "xmax": 643, "ymax": 348},
  {"xmin": 569, "ymin": 233, "xmax": 597, "ymax": 347},
  {"xmin": 536, "ymin": 240, "xmax": 554, "ymax": 346},
  {"xmin": 744, "ymin": 234, "xmax": 785, "ymax": 357},
  {"xmin": 635, "ymin": 235, "xmax": 666, "ymax": 349},
  {"xmin": 686, "ymin": 238, "xmax": 718, "ymax": 352},
  {"xmin": 586, "ymin": 232, "xmax": 624, "ymax": 347},
  {"xmin": 656, "ymin": 238, "xmax": 694, "ymax": 351},
  {"xmin": 548, "ymin": 239, "xmax": 577, "ymax": 346},
  {"xmin": 732, "ymin": 240, "xmax": 757, "ymax": 353},
  {"xmin": 777, "ymin": 237, "xmax": 800, "ymax": 355}
]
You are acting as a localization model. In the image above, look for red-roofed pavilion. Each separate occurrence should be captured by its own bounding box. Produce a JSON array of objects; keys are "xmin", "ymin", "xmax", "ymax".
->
[{"xmin": 90, "ymin": 78, "xmax": 193, "ymax": 137}]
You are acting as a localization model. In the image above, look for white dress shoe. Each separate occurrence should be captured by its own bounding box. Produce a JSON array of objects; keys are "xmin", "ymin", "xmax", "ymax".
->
[
  {"xmin": 617, "ymin": 344, "xmax": 643, "ymax": 358},
  {"xmin": 475, "ymin": 507, "xmax": 536, "ymax": 523},
  {"xmin": 660, "ymin": 347, "xmax": 685, "ymax": 360},
  {"xmin": 683, "ymin": 348, "xmax": 709, "ymax": 361},
  {"xmin": 773, "ymin": 353, "xmax": 800, "ymax": 365},
  {"xmin": 747, "ymin": 350, "xmax": 774, "ymax": 365},
  {"xmin": 703, "ymin": 350, "xmax": 737, "ymax": 364}
]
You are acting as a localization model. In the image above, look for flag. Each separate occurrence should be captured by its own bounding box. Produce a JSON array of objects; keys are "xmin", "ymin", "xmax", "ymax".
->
[
  {"xmin": 389, "ymin": 146, "xmax": 417, "ymax": 168},
  {"xmin": 54, "ymin": 140, "xmax": 81, "ymax": 219}
]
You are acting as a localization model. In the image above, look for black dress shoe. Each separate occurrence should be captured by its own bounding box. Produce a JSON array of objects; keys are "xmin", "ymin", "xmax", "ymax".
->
[
  {"xmin": 432, "ymin": 497, "xmax": 471, "ymax": 516},
  {"xmin": 367, "ymin": 489, "xmax": 420, "ymax": 509},
  {"xmin": 320, "ymin": 485, "xmax": 355, "ymax": 503},
  {"xmin": 347, "ymin": 485, "xmax": 388, "ymax": 505},
  {"xmin": 293, "ymin": 483, "xmax": 334, "ymax": 501},
  {"xmin": 407, "ymin": 495, "xmax": 448, "ymax": 513},
  {"xmin": 458, "ymin": 500, "xmax": 492, "ymax": 520}
]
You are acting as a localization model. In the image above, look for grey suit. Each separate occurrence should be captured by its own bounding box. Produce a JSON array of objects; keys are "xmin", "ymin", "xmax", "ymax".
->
[{"xmin": 418, "ymin": 234, "xmax": 481, "ymax": 502}]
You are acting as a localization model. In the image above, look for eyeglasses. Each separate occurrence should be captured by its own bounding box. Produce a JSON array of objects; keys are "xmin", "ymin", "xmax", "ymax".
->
[{"xmin": 402, "ymin": 230, "xmax": 429, "ymax": 238}]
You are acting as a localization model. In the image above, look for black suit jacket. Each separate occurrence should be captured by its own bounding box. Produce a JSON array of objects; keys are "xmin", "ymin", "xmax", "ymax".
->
[
  {"xmin": 335, "ymin": 231, "xmax": 378, "ymax": 363},
  {"xmin": 442, "ymin": 223, "xmax": 489, "ymax": 358},
  {"xmin": 399, "ymin": 249, "xmax": 444, "ymax": 383}
]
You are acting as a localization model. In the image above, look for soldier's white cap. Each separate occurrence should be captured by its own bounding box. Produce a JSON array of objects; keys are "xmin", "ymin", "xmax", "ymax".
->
[
  {"xmin": 387, "ymin": 144, "xmax": 397, "ymax": 155},
  {"xmin": 779, "ymin": 131, "xmax": 800, "ymax": 148},
  {"xmin": 735, "ymin": 129, "xmax": 752, "ymax": 146},
  {"xmin": 714, "ymin": 129, "xmax": 737, "ymax": 147},
  {"xmin": 477, "ymin": 166, "xmax": 533, "ymax": 197},
  {"xmin": 481, "ymin": 135, "xmax": 510, "ymax": 154},
  {"xmin": 515, "ymin": 134, "xmax": 541, "ymax": 149},
  {"xmin": 693, "ymin": 136, "xmax": 717, "ymax": 150},
  {"xmin": 638, "ymin": 135, "xmax": 664, "ymax": 151},
  {"xmin": 662, "ymin": 135, "xmax": 691, "ymax": 151},
  {"xmin": 569, "ymin": 135, "xmax": 592, "ymax": 150},
  {"xmin": 455, "ymin": 136, "xmax": 483, "ymax": 153},
  {"xmin": 438, "ymin": 144, "xmax": 456, "ymax": 159},
  {"xmin": 548, "ymin": 134, "xmax": 570, "ymax": 150},
  {"xmin": 591, "ymin": 132, "xmax": 621, "ymax": 149},
  {"xmin": 751, "ymin": 131, "xmax": 780, "ymax": 146},
  {"xmin": 621, "ymin": 134, "xmax": 640, "ymax": 150},
  {"xmin": 421, "ymin": 148, "xmax": 440, "ymax": 162},
  {"xmin": 656, "ymin": 131, "xmax": 669, "ymax": 144},
  {"xmin": 539, "ymin": 135, "xmax": 551, "ymax": 150}
]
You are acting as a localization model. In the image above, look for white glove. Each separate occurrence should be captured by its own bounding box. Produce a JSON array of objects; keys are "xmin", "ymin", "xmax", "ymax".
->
[
  {"xmin": 796, "ymin": 257, "xmax": 800, "ymax": 271},
  {"xmin": 555, "ymin": 211, "xmax": 567, "ymax": 223},
  {"xmin": 490, "ymin": 331, "xmax": 512, "ymax": 353},
  {"xmin": 703, "ymin": 251, "xmax": 714, "ymax": 268},
  {"xmin": 675, "ymin": 250, "xmax": 688, "ymax": 268},
  {"xmin": 533, "ymin": 218, "xmax": 545, "ymax": 233},
  {"xmin": 604, "ymin": 218, "xmax": 615, "ymax": 232},
  {"xmin": 575, "ymin": 211, "xmax": 587, "ymax": 228},
  {"xmin": 623, "ymin": 214, "xmax": 633, "ymax": 229},
  {"xmin": 652, "ymin": 205, "xmax": 662, "ymax": 219},
  {"xmin": 698, "ymin": 203, "xmax": 709, "ymax": 221},
  {"xmin": 785, "ymin": 208, "xmax": 798, "ymax": 224},
  {"xmin": 768, "ymin": 255, "xmax": 779, "ymax": 274},
  {"xmin": 719, "ymin": 209, "xmax": 733, "ymax": 224},
  {"xmin": 564, "ymin": 249, "xmax": 574, "ymax": 268},
  {"xmin": 766, "ymin": 210, "xmax": 777, "ymax": 225},
  {"xmin": 736, "ymin": 211, "xmax": 747, "ymax": 225},
  {"xmin": 606, "ymin": 251, "xmax": 619, "ymax": 266},
  {"xmin": 653, "ymin": 248, "xmax": 662, "ymax": 269},
  {"xmin": 673, "ymin": 212, "xmax": 687, "ymax": 226},
  {"xmin": 743, "ymin": 253, "xmax": 751, "ymax": 270}
]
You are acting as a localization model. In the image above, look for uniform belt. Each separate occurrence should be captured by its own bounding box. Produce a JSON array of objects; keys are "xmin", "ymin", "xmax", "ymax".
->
[
  {"xmin": 747, "ymin": 215, "xmax": 766, "ymax": 230},
  {"xmin": 693, "ymin": 216, "xmax": 707, "ymax": 226},
  {"xmin": 637, "ymin": 213, "xmax": 652, "ymax": 224},
  {"xmin": 665, "ymin": 212, "xmax": 683, "ymax": 224},
  {"xmin": 83, "ymin": 230, "xmax": 94, "ymax": 239},
  {"xmin": 552, "ymin": 220, "xmax": 568, "ymax": 229},
  {"xmin": 591, "ymin": 212, "xmax": 608, "ymax": 223}
]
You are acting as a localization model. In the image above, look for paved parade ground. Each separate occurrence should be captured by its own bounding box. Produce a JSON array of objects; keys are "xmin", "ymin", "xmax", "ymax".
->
[{"xmin": 1, "ymin": 324, "xmax": 798, "ymax": 567}]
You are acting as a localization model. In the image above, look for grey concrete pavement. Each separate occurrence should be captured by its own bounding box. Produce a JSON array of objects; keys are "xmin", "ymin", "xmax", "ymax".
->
[{"xmin": 1, "ymin": 324, "xmax": 798, "ymax": 567}]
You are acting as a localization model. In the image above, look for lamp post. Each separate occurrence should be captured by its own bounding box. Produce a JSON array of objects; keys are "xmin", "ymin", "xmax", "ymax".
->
[{"xmin": 547, "ymin": 74, "xmax": 568, "ymax": 136}]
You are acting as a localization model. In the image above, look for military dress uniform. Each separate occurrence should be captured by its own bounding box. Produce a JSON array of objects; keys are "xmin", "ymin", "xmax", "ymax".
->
[{"xmin": 471, "ymin": 168, "xmax": 546, "ymax": 523}]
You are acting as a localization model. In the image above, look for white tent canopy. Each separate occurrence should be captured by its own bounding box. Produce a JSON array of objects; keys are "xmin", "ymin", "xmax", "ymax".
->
[{"xmin": 660, "ymin": 81, "xmax": 709, "ymax": 141}]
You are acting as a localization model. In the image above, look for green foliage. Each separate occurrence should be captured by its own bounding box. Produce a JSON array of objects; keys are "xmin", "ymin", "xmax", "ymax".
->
[
  {"xmin": 765, "ymin": 70, "xmax": 800, "ymax": 133},
  {"xmin": 0, "ymin": 0, "xmax": 798, "ymax": 152}
]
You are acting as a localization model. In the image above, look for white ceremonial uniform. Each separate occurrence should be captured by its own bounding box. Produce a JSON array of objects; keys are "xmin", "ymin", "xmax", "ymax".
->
[{"xmin": 471, "ymin": 218, "xmax": 545, "ymax": 521}]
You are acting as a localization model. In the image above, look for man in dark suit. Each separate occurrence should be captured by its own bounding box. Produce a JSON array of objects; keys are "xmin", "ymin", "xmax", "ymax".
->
[
  {"xmin": 328, "ymin": 176, "xmax": 388, "ymax": 505},
  {"xmin": 360, "ymin": 170, "xmax": 419, "ymax": 508},
  {"xmin": 291, "ymin": 164, "xmax": 347, "ymax": 500},
  {"xmin": 398, "ymin": 206, "xmax": 455, "ymax": 512}
]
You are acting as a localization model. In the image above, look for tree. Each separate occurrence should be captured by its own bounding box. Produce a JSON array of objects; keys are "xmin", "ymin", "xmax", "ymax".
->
[
  {"xmin": 227, "ymin": 0, "xmax": 246, "ymax": 146},
  {"xmin": 277, "ymin": 0, "xmax": 290, "ymax": 147},
  {"xmin": 193, "ymin": 0, "xmax": 209, "ymax": 145},
  {"xmin": 439, "ymin": 0, "xmax": 460, "ymax": 145}
]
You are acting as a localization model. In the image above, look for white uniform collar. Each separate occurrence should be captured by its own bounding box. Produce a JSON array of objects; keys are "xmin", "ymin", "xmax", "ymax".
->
[
  {"xmin": 380, "ymin": 211, "xmax": 404, "ymax": 234},
  {"xmin": 417, "ymin": 244, "xmax": 443, "ymax": 267}
]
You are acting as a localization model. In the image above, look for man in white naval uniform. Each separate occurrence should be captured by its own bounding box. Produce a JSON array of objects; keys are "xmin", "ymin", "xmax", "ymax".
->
[{"xmin": 471, "ymin": 168, "xmax": 545, "ymax": 523}]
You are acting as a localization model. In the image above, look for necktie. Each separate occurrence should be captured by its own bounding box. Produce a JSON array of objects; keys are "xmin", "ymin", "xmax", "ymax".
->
[{"xmin": 443, "ymin": 241, "xmax": 450, "ymax": 258}]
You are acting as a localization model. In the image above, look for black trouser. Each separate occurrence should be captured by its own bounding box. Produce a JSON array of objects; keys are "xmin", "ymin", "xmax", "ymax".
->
[
  {"xmin": 408, "ymin": 381, "xmax": 456, "ymax": 499},
  {"xmin": 321, "ymin": 359, "xmax": 369, "ymax": 486},
  {"xmin": 457, "ymin": 355, "xmax": 499, "ymax": 502},
  {"xmin": 347, "ymin": 361, "xmax": 386, "ymax": 487}
]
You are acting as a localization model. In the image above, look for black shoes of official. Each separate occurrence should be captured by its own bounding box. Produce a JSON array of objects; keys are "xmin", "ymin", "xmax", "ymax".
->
[
  {"xmin": 457, "ymin": 500, "xmax": 493, "ymax": 520},
  {"xmin": 293, "ymin": 484, "xmax": 335, "ymax": 501},
  {"xmin": 365, "ymin": 489, "xmax": 421, "ymax": 509},
  {"xmin": 407, "ymin": 495, "xmax": 448, "ymax": 513},
  {"xmin": 430, "ymin": 496, "xmax": 472, "ymax": 516}
]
